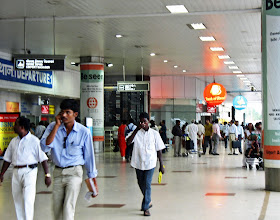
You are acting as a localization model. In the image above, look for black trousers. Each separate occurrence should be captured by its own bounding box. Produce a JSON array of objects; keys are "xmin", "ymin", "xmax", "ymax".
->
[
  {"xmin": 238, "ymin": 135, "xmax": 242, "ymax": 153},
  {"xmin": 203, "ymin": 136, "xmax": 212, "ymax": 154},
  {"xmin": 125, "ymin": 143, "xmax": 134, "ymax": 160}
]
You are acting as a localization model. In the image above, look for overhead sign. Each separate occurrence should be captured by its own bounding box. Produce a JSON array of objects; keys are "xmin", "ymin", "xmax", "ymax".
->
[
  {"xmin": 117, "ymin": 81, "xmax": 150, "ymax": 92},
  {"xmin": 13, "ymin": 54, "xmax": 65, "ymax": 71},
  {"xmin": 0, "ymin": 58, "xmax": 53, "ymax": 88},
  {"xmin": 207, "ymin": 105, "xmax": 217, "ymax": 113},
  {"xmin": 233, "ymin": 95, "xmax": 248, "ymax": 110},
  {"xmin": 203, "ymin": 82, "xmax": 227, "ymax": 106},
  {"xmin": 49, "ymin": 105, "xmax": 55, "ymax": 115},
  {"xmin": 41, "ymin": 105, "xmax": 49, "ymax": 114}
]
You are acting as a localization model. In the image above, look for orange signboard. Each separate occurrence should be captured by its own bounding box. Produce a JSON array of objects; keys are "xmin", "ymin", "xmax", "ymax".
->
[
  {"xmin": 203, "ymin": 83, "xmax": 227, "ymax": 106},
  {"xmin": 6, "ymin": 102, "xmax": 19, "ymax": 112}
]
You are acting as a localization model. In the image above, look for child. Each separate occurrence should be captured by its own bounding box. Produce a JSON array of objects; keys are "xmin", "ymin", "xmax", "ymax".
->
[{"xmin": 246, "ymin": 135, "xmax": 261, "ymax": 158}]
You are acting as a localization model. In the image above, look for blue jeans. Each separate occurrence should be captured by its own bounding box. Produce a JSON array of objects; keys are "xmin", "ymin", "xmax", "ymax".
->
[{"xmin": 135, "ymin": 168, "xmax": 155, "ymax": 211}]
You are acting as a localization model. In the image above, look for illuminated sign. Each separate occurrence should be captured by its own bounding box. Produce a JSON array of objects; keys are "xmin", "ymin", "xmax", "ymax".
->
[
  {"xmin": 203, "ymin": 83, "xmax": 227, "ymax": 106},
  {"xmin": 233, "ymin": 95, "xmax": 248, "ymax": 110},
  {"xmin": 41, "ymin": 105, "xmax": 49, "ymax": 114},
  {"xmin": 6, "ymin": 102, "xmax": 19, "ymax": 112},
  {"xmin": 13, "ymin": 54, "xmax": 65, "ymax": 71},
  {"xmin": 117, "ymin": 81, "xmax": 150, "ymax": 92}
]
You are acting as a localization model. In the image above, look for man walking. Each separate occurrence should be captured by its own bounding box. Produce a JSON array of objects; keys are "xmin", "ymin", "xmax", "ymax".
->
[
  {"xmin": 235, "ymin": 121, "xmax": 244, "ymax": 154},
  {"xmin": 172, "ymin": 120, "xmax": 183, "ymax": 157},
  {"xmin": 40, "ymin": 99, "xmax": 98, "ymax": 220},
  {"xmin": 203, "ymin": 119, "xmax": 213, "ymax": 155},
  {"xmin": 212, "ymin": 119, "xmax": 221, "ymax": 155},
  {"xmin": 222, "ymin": 122, "xmax": 229, "ymax": 149},
  {"xmin": 197, "ymin": 121, "xmax": 205, "ymax": 154},
  {"xmin": 187, "ymin": 120, "xmax": 198, "ymax": 152},
  {"xmin": 0, "ymin": 116, "xmax": 51, "ymax": 220},
  {"xmin": 228, "ymin": 120, "xmax": 238, "ymax": 155},
  {"xmin": 126, "ymin": 112, "xmax": 165, "ymax": 216}
]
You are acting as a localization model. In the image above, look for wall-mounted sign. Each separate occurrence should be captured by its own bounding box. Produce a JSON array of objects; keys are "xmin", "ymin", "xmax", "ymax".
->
[
  {"xmin": 6, "ymin": 102, "xmax": 19, "ymax": 112},
  {"xmin": 117, "ymin": 81, "xmax": 150, "ymax": 92},
  {"xmin": 203, "ymin": 83, "xmax": 227, "ymax": 106},
  {"xmin": 0, "ymin": 58, "xmax": 53, "ymax": 88},
  {"xmin": 196, "ymin": 103, "xmax": 203, "ymax": 113},
  {"xmin": 0, "ymin": 113, "xmax": 20, "ymax": 151},
  {"xmin": 207, "ymin": 105, "xmax": 217, "ymax": 113},
  {"xmin": 233, "ymin": 95, "xmax": 248, "ymax": 110},
  {"xmin": 41, "ymin": 105, "xmax": 49, "ymax": 114},
  {"xmin": 49, "ymin": 105, "xmax": 55, "ymax": 115},
  {"xmin": 13, "ymin": 54, "xmax": 65, "ymax": 71}
]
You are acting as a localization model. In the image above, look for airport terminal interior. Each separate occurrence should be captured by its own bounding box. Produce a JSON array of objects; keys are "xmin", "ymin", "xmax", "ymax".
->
[{"xmin": 0, "ymin": 0, "xmax": 279, "ymax": 219}]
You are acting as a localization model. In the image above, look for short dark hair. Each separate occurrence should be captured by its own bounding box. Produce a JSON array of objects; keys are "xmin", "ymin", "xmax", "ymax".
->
[
  {"xmin": 60, "ymin": 99, "xmax": 79, "ymax": 113},
  {"xmin": 129, "ymin": 118, "xmax": 134, "ymax": 124},
  {"xmin": 17, "ymin": 116, "xmax": 30, "ymax": 131},
  {"xmin": 215, "ymin": 119, "xmax": 218, "ymax": 123},
  {"xmin": 139, "ymin": 112, "xmax": 149, "ymax": 120},
  {"xmin": 176, "ymin": 120, "xmax": 180, "ymax": 124}
]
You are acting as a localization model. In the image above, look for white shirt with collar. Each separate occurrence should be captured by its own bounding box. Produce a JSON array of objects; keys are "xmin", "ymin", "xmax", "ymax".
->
[
  {"xmin": 237, "ymin": 125, "xmax": 244, "ymax": 138},
  {"xmin": 128, "ymin": 128, "xmax": 165, "ymax": 170},
  {"xmin": 228, "ymin": 123, "xmax": 238, "ymax": 137},
  {"xmin": 222, "ymin": 124, "xmax": 229, "ymax": 136},
  {"xmin": 4, "ymin": 132, "xmax": 48, "ymax": 166}
]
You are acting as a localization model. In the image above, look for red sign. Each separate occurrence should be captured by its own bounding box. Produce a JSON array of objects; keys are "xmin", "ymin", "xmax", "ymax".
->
[
  {"xmin": 203, "ymin": 83, "xmax": 227, "ymax": 106},
  {"xmin": 196, "ymin": 103, "xmax": 203, "ymax": 113},
  {"xmin": 41, "ymin": 105, "xmax": 49, "ymax": 114},
  {"xmin": 87, "ymin": 97, "xmax": 98, "ymax": 109},
  {"xmin": 207, "ymin": 105, "xmax": 217, "ymax": 113}
]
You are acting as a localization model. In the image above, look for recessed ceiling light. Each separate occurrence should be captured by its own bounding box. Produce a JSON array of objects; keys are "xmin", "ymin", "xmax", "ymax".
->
[
  {"xmin": 243, "ymin": 80, "xmax": 251, "ymax": 83},
  {"xmin": 166, "ymin": 5, "xmax": 188, "ymax": 13},
  {"xmin": 210, "ymin": 47, "xmax": 224, "ymax": 51},
  {"xmin": 224, "ymin": 61, "xmax": 235, "ymax": 65},
  {"xmin": 240, "ymin": 78, "xmax": 248, "ymax": 80},
  {"xmin": 188, "ymin": 23, "xmax": 206, "ymax": 30},
  {"xmin": 228, "ymin": 66, "xmax": 239, "ymax": 69},
  {"xmin": 115, "ymin": 34, "xmax": 123, "ymax": 38},
  {"xmin": 236, "ymin": 75, "xmax": 245, "ymax": 77},
  {"xmin": 71, "ymin": 62, "xmax": 76, "ymax": 65},
  {"xmin": 174, "ymin": 65, "xmax": 178, "ymax": 68},
  {"xmin": 164, "ymin": 60, "xmax": 168, "ymax": 63},
  {"xmin": 183, "ymin": 70, "xmax": 186, "ymax": 72},
  {"xmin": 233, "ymin": 71, "xmax": 243, "ymax": 74},
  {"xmin": 150, "ymin": 53, "xmax": 156, "ymax": 56},
  {"xmin": 199, "ymin": 36, "xmax": 216, "ymax": 41},
  {"xmin": 218, "ymin": 55, "xmax": 230, "ymax": 59}
]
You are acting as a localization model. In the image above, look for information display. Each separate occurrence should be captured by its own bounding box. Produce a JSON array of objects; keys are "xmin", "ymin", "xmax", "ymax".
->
[{"xmin": 117, "ymin": 81, "xmax": 149, "ymax": 92}]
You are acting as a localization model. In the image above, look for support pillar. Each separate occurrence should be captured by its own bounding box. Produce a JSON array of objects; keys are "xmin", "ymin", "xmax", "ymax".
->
[
  {"xmin": 80, "ymin": 57, "xmax": 104, "ymax": 153},
  {"xmin": 262, "ymin": 0, "xmax": 280, "ymax": 191}
]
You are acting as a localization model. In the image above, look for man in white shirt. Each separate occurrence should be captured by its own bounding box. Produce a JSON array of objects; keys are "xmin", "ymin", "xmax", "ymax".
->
[
  {"xmin": 197, "ymin": 121, "xmax": 205, "ymax": 154},
  {"xmin": 187, "ymin": 120, "xmax": 198, "ymax": 152},
  {"xmin": 35, "ymin": 121, "xmax": 46, "ymax": 139},
  {"xmin": 212, "ymin": 119, "xmax": 221, "ymax": 155},
  {"xmin": 222, "ymin": 122, "xmax": 229, "ymax": 149},
  {"xmin": 126, "ymin": 112, "xmax": 165, "ymax": 217},
  {"xmin": 0, "ymin": 116, "xmax": 51, "ymax": 220},
  {"xmin": 228, "ymin": 120, "xmax": 238, "ymax": 155},
  {"xmin": 235, "ymin": 121, "xmax": 244, "ymax": 154}
]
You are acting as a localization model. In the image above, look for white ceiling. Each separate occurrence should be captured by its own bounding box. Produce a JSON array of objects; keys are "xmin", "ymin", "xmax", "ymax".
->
[{"xmin": 0, "ymin": 0, "xmax": 262, "ymax": 102}]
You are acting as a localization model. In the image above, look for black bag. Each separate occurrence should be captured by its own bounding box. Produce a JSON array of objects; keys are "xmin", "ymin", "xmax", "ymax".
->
[
  {"xmin": 232, "ymin": 140, "xmax": 241, "ymax": 149},
  {"xmin": 186, "ymin": 140, "xmax": 194, "ymax": 150}
]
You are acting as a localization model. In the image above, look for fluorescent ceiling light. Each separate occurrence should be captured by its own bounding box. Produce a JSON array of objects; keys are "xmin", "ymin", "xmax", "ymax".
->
[
  {"xmin": 236, "ymin": 75, "xmax": 245, "ymax": 77},
  {"xmin": 199, "ymin": 36, "xmax": 216, "ymax": 41},
  {"xmin": 233, "ymin": 71, "xmax": 243, "ymax": 74},
  {"xmin": 70, "ymin": 62, "xmax": 76, "ymax": 65},
  {"xmin": 224, "ymin": 61, "xmax": 235, "ymax": 65},
  {"xmin": 240, "ymin": 78, "xmax": 248, "ymax": 80},
  {"xmin": 228, "ymin": 66, "xmax": 239, "ymax": 69},
  {"xmin": 164, "ymin": 60, "xmax": 168, "ymax": 63},
  {"xmin": 150, "ymin": 53, "xmax": 156, "ymax": 56},
  {"xmin": 243, "ymin": 80, "xmax": 251, "ymax": 83},
  {"xmin": 218, "ymin": 55, "xmax": 230, "ymax": 59},
  {"xmin": 183, "ymin": 70, "xmax": 186, "ymax": 72},
  {"xmin": 115, "ymin": 34, "xmax": 123, "ymax": 38},
  {"xmin": 174, "ymin": 65, "xmax": 178, "ymax": 68},
  {"xmin": 166, "ymin": 5, "xmax": 188, "ymax": 13},
  {"xmin": 210, "ymin": 47, "xmax": 224, "ymax": 51},
  {"xmin": 189, "ymin": 23, "xmax": 206, "ymax": 30},
  {"xmin": 107, "ymin": 63, "xmax": 113, "ymax": 67}
]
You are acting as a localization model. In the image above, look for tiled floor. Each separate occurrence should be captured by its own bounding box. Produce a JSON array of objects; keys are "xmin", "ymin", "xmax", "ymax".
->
[{"xmin": 0, "ymin": 144, "xmax": 280, "ymax": 220}]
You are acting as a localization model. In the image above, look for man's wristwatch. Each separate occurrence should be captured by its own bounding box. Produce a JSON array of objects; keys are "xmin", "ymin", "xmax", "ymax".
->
[{"xmin": 45, "ymin": 173, "xmax": 51, "ymax": 178}]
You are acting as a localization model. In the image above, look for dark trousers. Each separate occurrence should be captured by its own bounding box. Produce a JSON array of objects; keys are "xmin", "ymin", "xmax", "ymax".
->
[
  {"xmin": 203, "ymin": 136, "xmax": 212, "ymax": 154},
  {"xmin": 238, "ymin": 135, "xmax": 242, "ymax": 153},
  {"xmin": 224, "ymin": 136, "xmax": 228, "ymax": 148},
  {"xmin": 136, "ymin": 168, "xmax": 155, "ymax": 211},
  {"xmin": 125, "ymin": 143, "xmax": 134, "ymax": 161}
]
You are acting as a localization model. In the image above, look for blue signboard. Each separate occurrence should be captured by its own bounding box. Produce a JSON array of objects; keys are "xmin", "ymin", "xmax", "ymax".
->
[
  {"xmin": 233, "ymin": 95, "xmax": 248, "ymax": 110},
  {"xmin": 0, "ymin": 58, "xmax": 53, "ymax": 88}
]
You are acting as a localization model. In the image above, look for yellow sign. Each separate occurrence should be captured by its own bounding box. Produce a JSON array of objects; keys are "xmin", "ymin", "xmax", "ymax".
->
[
  {"xmin": 6, "ymin": 102, "xmax": 19, "ymax": 112},
  {"xmin": 49, "ymin": 105, "xmax": 55, "ymax": 115}
]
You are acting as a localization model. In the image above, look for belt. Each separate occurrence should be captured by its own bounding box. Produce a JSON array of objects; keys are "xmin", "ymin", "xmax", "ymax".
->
[
  {"xmin": 55, "ymin": 165, "xmax": 76, "ymax": 169},
  {"xmin": 14, "ymin": 164, "xmax": 38, "ymax": 169}
]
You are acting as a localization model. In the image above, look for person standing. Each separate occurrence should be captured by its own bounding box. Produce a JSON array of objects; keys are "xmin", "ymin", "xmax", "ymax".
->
[
  {"xmin": 125, "ymin": 119, "xmax": 137, "ymax": 162},
  {"xmin": 212, "ymin": 119, "xmax": 221, "ymax": 155},
  {"xmin": 0, "ymin": 116, "xmax": 51, "ymax": 220},
  {"xmin": 222, "ymin": 122, "xmax": 229, "ymax": 149},
  {"xmin": 203, "ymin": 119, "xmax": 213, "ymax": 155},
  {"xmin": 172, "ymin": 120, "xmax": 183, "ymax": 157},
  {"xmin": 235, "ymin": 121, "xmax": 244, "ymax": 154},
  {"xmin": 118, "ymin": 120, "xmax": 127, "ymax": 161},
  {"xmin": 187, "ymin": 120, "xmax": 198, "ymax": 152},
  {"xmin": 40, "ymin": 99, "xmax": 98, "ymax": 220},
  {"xmin": 197, "ymin": 121, "xmax": 205, "ymax": 154},
  {"xmin": 35, "ymin": 121, "xmax": 46, "ymax": 139},
  {"xmin": 243, "ymin": 123, "xmax": 255, "ymax": 167},
  {"xmin": 150, "ymin": 120, "xmax": 159, "ymax": 132},
  {"xmin": 126, "ymin": 112, "xmax": 165, "ymax": 216},
  {"xmin": 112, "ymin": 122, "xmax": 119, "ymax": 152},
  {"xmin": 228, "ymin": 120, "xmax": 238, "ymax": 155}
]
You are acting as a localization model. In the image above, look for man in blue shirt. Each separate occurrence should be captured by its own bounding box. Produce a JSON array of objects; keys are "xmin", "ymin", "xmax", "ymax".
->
[{"xmin": 40, "ymin": 99, "xmax": 98, "ymax": 220}]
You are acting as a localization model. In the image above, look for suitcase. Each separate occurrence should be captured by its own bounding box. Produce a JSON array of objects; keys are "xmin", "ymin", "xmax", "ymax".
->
[
  {"xmin": 232, "ymin": 140, "xmax": 241, "ymax": 149},
  {"xmin": 186, "ymin": 139, "xmax": 194, "ymax": 150}
]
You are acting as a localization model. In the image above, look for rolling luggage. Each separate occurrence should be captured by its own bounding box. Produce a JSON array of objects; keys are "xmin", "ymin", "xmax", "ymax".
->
[{"xmin": 186, "ymin": 139, "xmax": 194, "ymax": 150}]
